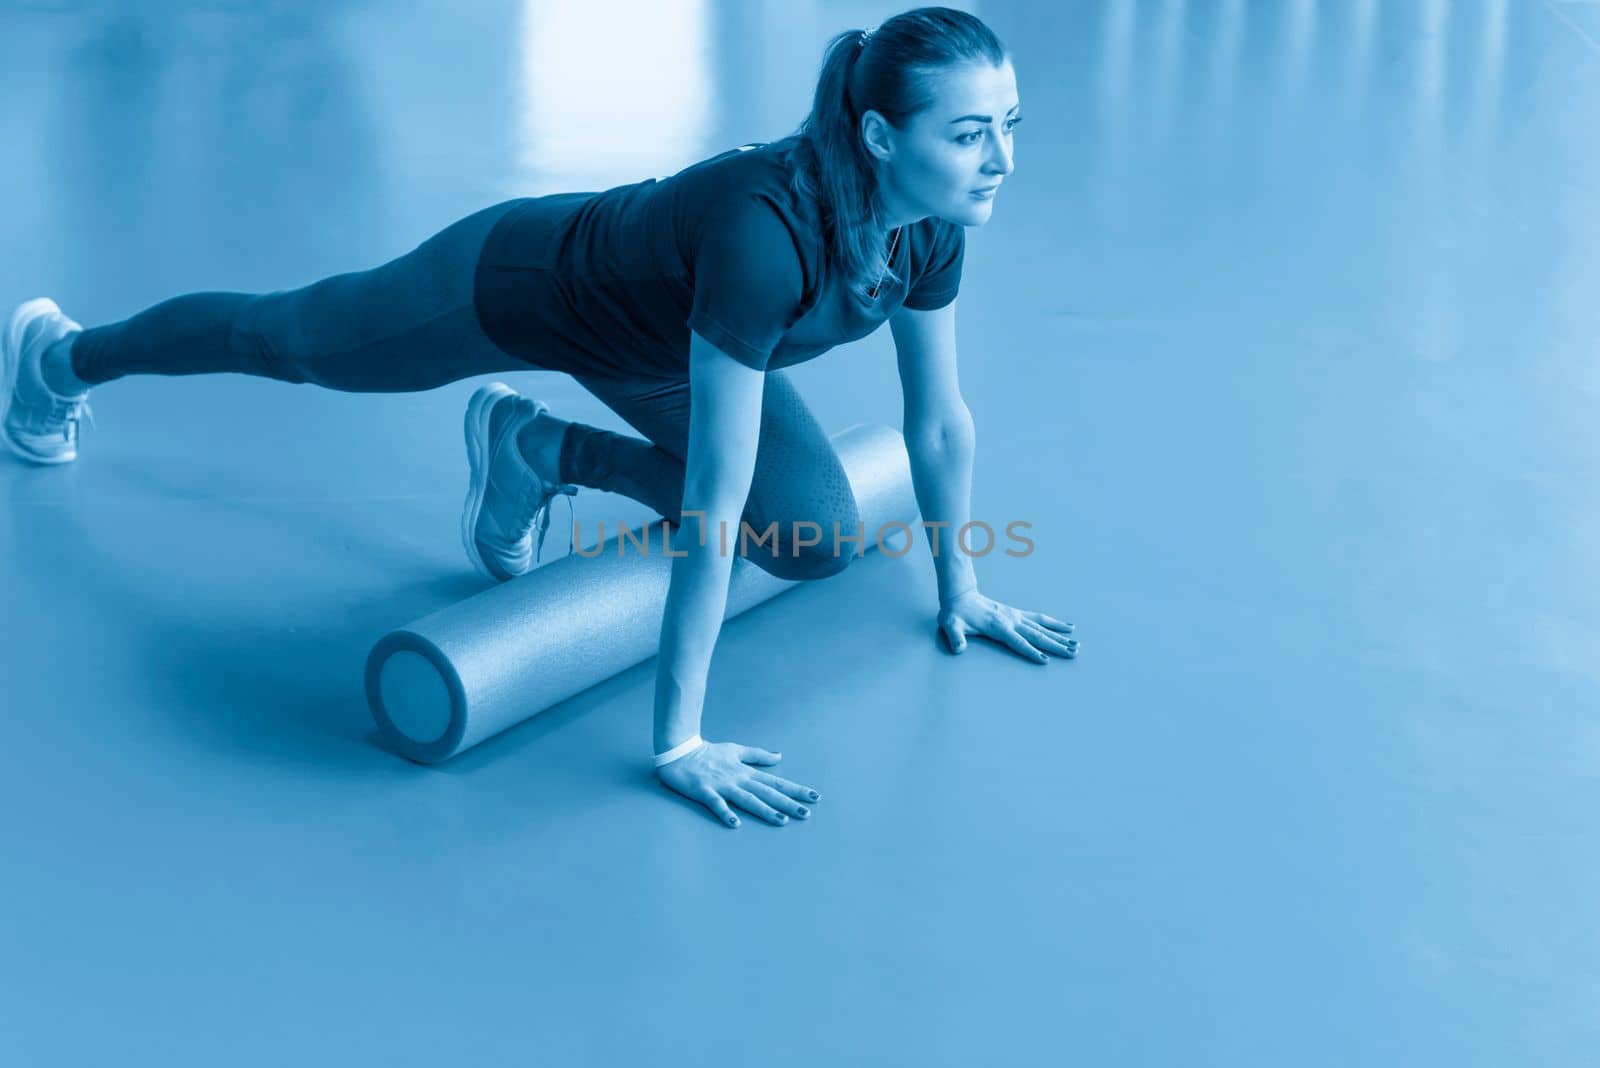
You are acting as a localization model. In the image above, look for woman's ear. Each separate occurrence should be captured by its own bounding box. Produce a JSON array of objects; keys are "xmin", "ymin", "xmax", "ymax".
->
[{"xmin": 859, "ymin": 110, "xmax": 893, "ymax": 163}]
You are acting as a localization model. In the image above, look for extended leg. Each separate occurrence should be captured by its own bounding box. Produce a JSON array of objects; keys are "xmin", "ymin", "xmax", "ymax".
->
[{"xmin": 66, "ymin": 200, "xmax": 531, "ymax": 393}]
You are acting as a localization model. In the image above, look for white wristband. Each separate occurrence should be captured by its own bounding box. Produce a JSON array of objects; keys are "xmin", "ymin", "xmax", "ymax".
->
[{"xmin": 654, "ymin": 734, "xmax": 706, "ymax": 768}]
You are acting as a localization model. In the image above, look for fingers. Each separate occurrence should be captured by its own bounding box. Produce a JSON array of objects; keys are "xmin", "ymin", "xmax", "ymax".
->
[
  {"xmin": 1026, "ymin": 611, "xmax": 1074, "ymax": 634},
  {"xmin": 738, "ymin": 745, "xmax": 782, "ymax": 766},
  {"xmin": 745, "ymin": 780, "xmax": 811, "ymax": 820},
  {"xmin": 992, "ymin": 624, "xmax": 1049, "ymax": 664},
  {"xmin": 698, "ymin": 789, "xmax": 742, "ymax": 829},
  {"xmin": 727, "ymin": 786, "xmax": 789, "ymax": 826},
  {"xmin": 1018, "ymin": 619, "xmax": 1077, "ymax": 658},
  {"xmin": 751, "ymin": 770, "xmax": 821, "ymax": 804},
  {"xmin": 948, "ymin": 612, "xmax": 1077, "ymax": 663}
]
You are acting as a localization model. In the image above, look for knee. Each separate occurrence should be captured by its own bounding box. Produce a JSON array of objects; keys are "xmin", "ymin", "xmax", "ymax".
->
[
  {"xmin": 742, "ymin": 507, "xmax": 862, "ymax": 582},
  {"xmin": 768, "ymin": 539, "xmax": 854, "ymax": 581},
  {"xmin": 740, "ymin": 455, "xmax": 862, "ymax": 580},
  {"xmin": 230, "ymin": 294, "xmax": 311, "ymax": 385}
]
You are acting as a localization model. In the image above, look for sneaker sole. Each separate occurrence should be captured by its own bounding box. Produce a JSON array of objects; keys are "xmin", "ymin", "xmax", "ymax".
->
[{"xmin": 0, "ymin": 297, "xmax": 76, "ymax": 465}]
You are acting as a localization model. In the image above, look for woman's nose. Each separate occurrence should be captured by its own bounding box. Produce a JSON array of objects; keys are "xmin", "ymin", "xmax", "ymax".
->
[{"xmin": 986, "ymin": 138, "xmax": 1014, "ymax": 177}]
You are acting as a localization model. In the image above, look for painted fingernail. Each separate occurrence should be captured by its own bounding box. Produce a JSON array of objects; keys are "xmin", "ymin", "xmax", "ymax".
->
[
  {"xmin": 809, "ymin": 792, "xmax": 820, "ymax": 801},
  {"xmin": 797, "ymin": 807, "xmax": 809, "ymax": 817},
  {"xmin": 729, "ymin": 817, "xmax": 739, "ymax": 826}
]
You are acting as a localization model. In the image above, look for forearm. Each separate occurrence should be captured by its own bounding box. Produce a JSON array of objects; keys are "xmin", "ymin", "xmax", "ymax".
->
[
  {"xmin": 906, "ymin": 408, "xmax": 978, "ymax": 604},
  {"xmin": 653, "ymin": 506, "xmax": 741, "ymax": 752}
]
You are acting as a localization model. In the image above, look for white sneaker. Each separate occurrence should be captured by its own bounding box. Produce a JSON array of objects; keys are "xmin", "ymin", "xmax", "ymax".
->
[
  {"xmin": 460, "ymin": 382, "xmax": 578, "ymax": 582},
  {"xmin": 2, "ymin": 298, "xmax": 94, "ymax": 465}
]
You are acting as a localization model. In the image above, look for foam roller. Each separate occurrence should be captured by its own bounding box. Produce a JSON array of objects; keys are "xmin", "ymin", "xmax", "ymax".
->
[{"xmin": 366, "ymin": 423, "xmax": 918, "ymax": 763}]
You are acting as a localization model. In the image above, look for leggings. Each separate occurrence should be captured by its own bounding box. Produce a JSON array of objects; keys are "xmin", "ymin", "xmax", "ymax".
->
[{"xmin": 69, "ymin": 201, "xmax": 860, "ymax": 582}]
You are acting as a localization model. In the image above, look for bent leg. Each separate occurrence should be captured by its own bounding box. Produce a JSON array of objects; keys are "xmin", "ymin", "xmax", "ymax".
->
[
  {"xmin": 69, "ymin": 200, "xmax": 532, "ymax": 393},
  {"xmin": 559, "ymin": 370, "xmax": 861, "ymax": 581}
]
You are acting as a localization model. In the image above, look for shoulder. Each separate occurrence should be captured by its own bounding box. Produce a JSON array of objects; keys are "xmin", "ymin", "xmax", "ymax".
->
[
  {"xmin": 677, "ymin": 141, "xmax": 821, "ymax": 287},
  {"xmin": 668, "ymin": 138, "xmax": 816, "ymax": 230},
  {"xmin": 666, "ymin": 139, "xmax": 794, "ymax": 196}
]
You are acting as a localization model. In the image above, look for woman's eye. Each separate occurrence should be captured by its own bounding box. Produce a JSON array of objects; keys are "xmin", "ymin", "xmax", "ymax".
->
[{"xmin": 960, "ymin": 119, "xmax": 1020, "ymax": 145}]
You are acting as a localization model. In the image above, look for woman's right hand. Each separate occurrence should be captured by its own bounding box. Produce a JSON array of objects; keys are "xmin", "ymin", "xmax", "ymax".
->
[{"xmin": 655, "ymin": 741, "xmax": 820, "ymax": 828}]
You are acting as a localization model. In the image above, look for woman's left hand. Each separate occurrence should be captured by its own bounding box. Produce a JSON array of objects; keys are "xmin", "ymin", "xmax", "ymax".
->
[{"xmin": 938, "ymin": 589, "xmax": 1077, "ymax": 663}]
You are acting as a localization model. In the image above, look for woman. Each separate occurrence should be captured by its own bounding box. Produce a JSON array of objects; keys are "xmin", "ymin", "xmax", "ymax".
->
[{"xmin": 1, "ymin": 7, "xmax": 1076, "ymax": 828}]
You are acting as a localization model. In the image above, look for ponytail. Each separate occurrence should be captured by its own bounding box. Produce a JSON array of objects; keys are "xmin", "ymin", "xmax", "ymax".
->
[{"xmin": 791, "ymin": 31, "xmax": 889, "ymax": 303}]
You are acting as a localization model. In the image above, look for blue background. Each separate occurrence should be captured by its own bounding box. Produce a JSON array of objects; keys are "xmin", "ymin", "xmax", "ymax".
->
[{"xmin": 3, "ymin": 1, "xmax": 1598, "ymax": 1064}]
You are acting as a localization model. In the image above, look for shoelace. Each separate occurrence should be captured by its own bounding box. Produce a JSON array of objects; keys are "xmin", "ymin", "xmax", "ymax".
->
[
  {"xmin": 47, "ymin": 391, "xmax": 95, "ymax": 440},
  {"xmin": 528, "ymin": 480, "xmax": 580, "ymax": 565}
]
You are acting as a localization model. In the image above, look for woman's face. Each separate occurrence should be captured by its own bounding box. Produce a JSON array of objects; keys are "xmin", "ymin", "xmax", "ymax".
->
[{"xmin": 865, "ymin": 58, "xmax": 1020, "ymax": 228}]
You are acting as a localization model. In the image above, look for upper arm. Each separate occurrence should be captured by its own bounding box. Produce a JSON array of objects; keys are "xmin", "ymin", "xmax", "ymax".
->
[
  {"xmin": 902, "ymin": 219, "xmax": 966, "ymax": 312},
  {"xmin": 889, "ymin": 299, "xmax": 970, "ymax": 433},
  {"xmin": 685, "ymin": 328, "xmax": 767, "ymax": 512},
  {"xmin": 686, "ymin": 195, "xmax": 807, "ymax": 372}
]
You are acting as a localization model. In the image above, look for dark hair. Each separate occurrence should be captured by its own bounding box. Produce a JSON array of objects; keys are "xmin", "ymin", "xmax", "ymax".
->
[{"xmin": 788, "ymin": 7, "xmax": 1007, "ymax": 303}]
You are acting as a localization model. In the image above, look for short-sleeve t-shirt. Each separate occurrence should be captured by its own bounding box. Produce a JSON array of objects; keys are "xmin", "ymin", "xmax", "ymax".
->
[{"xmin": 473, "ymin": 136, "xmax": 965, "ymax": 378}]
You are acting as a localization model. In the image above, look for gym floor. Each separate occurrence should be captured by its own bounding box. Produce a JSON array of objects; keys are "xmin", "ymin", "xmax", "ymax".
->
[{"xmin": 3, "ymin": 1, "xmax": 1597, "ymax": 1064}]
